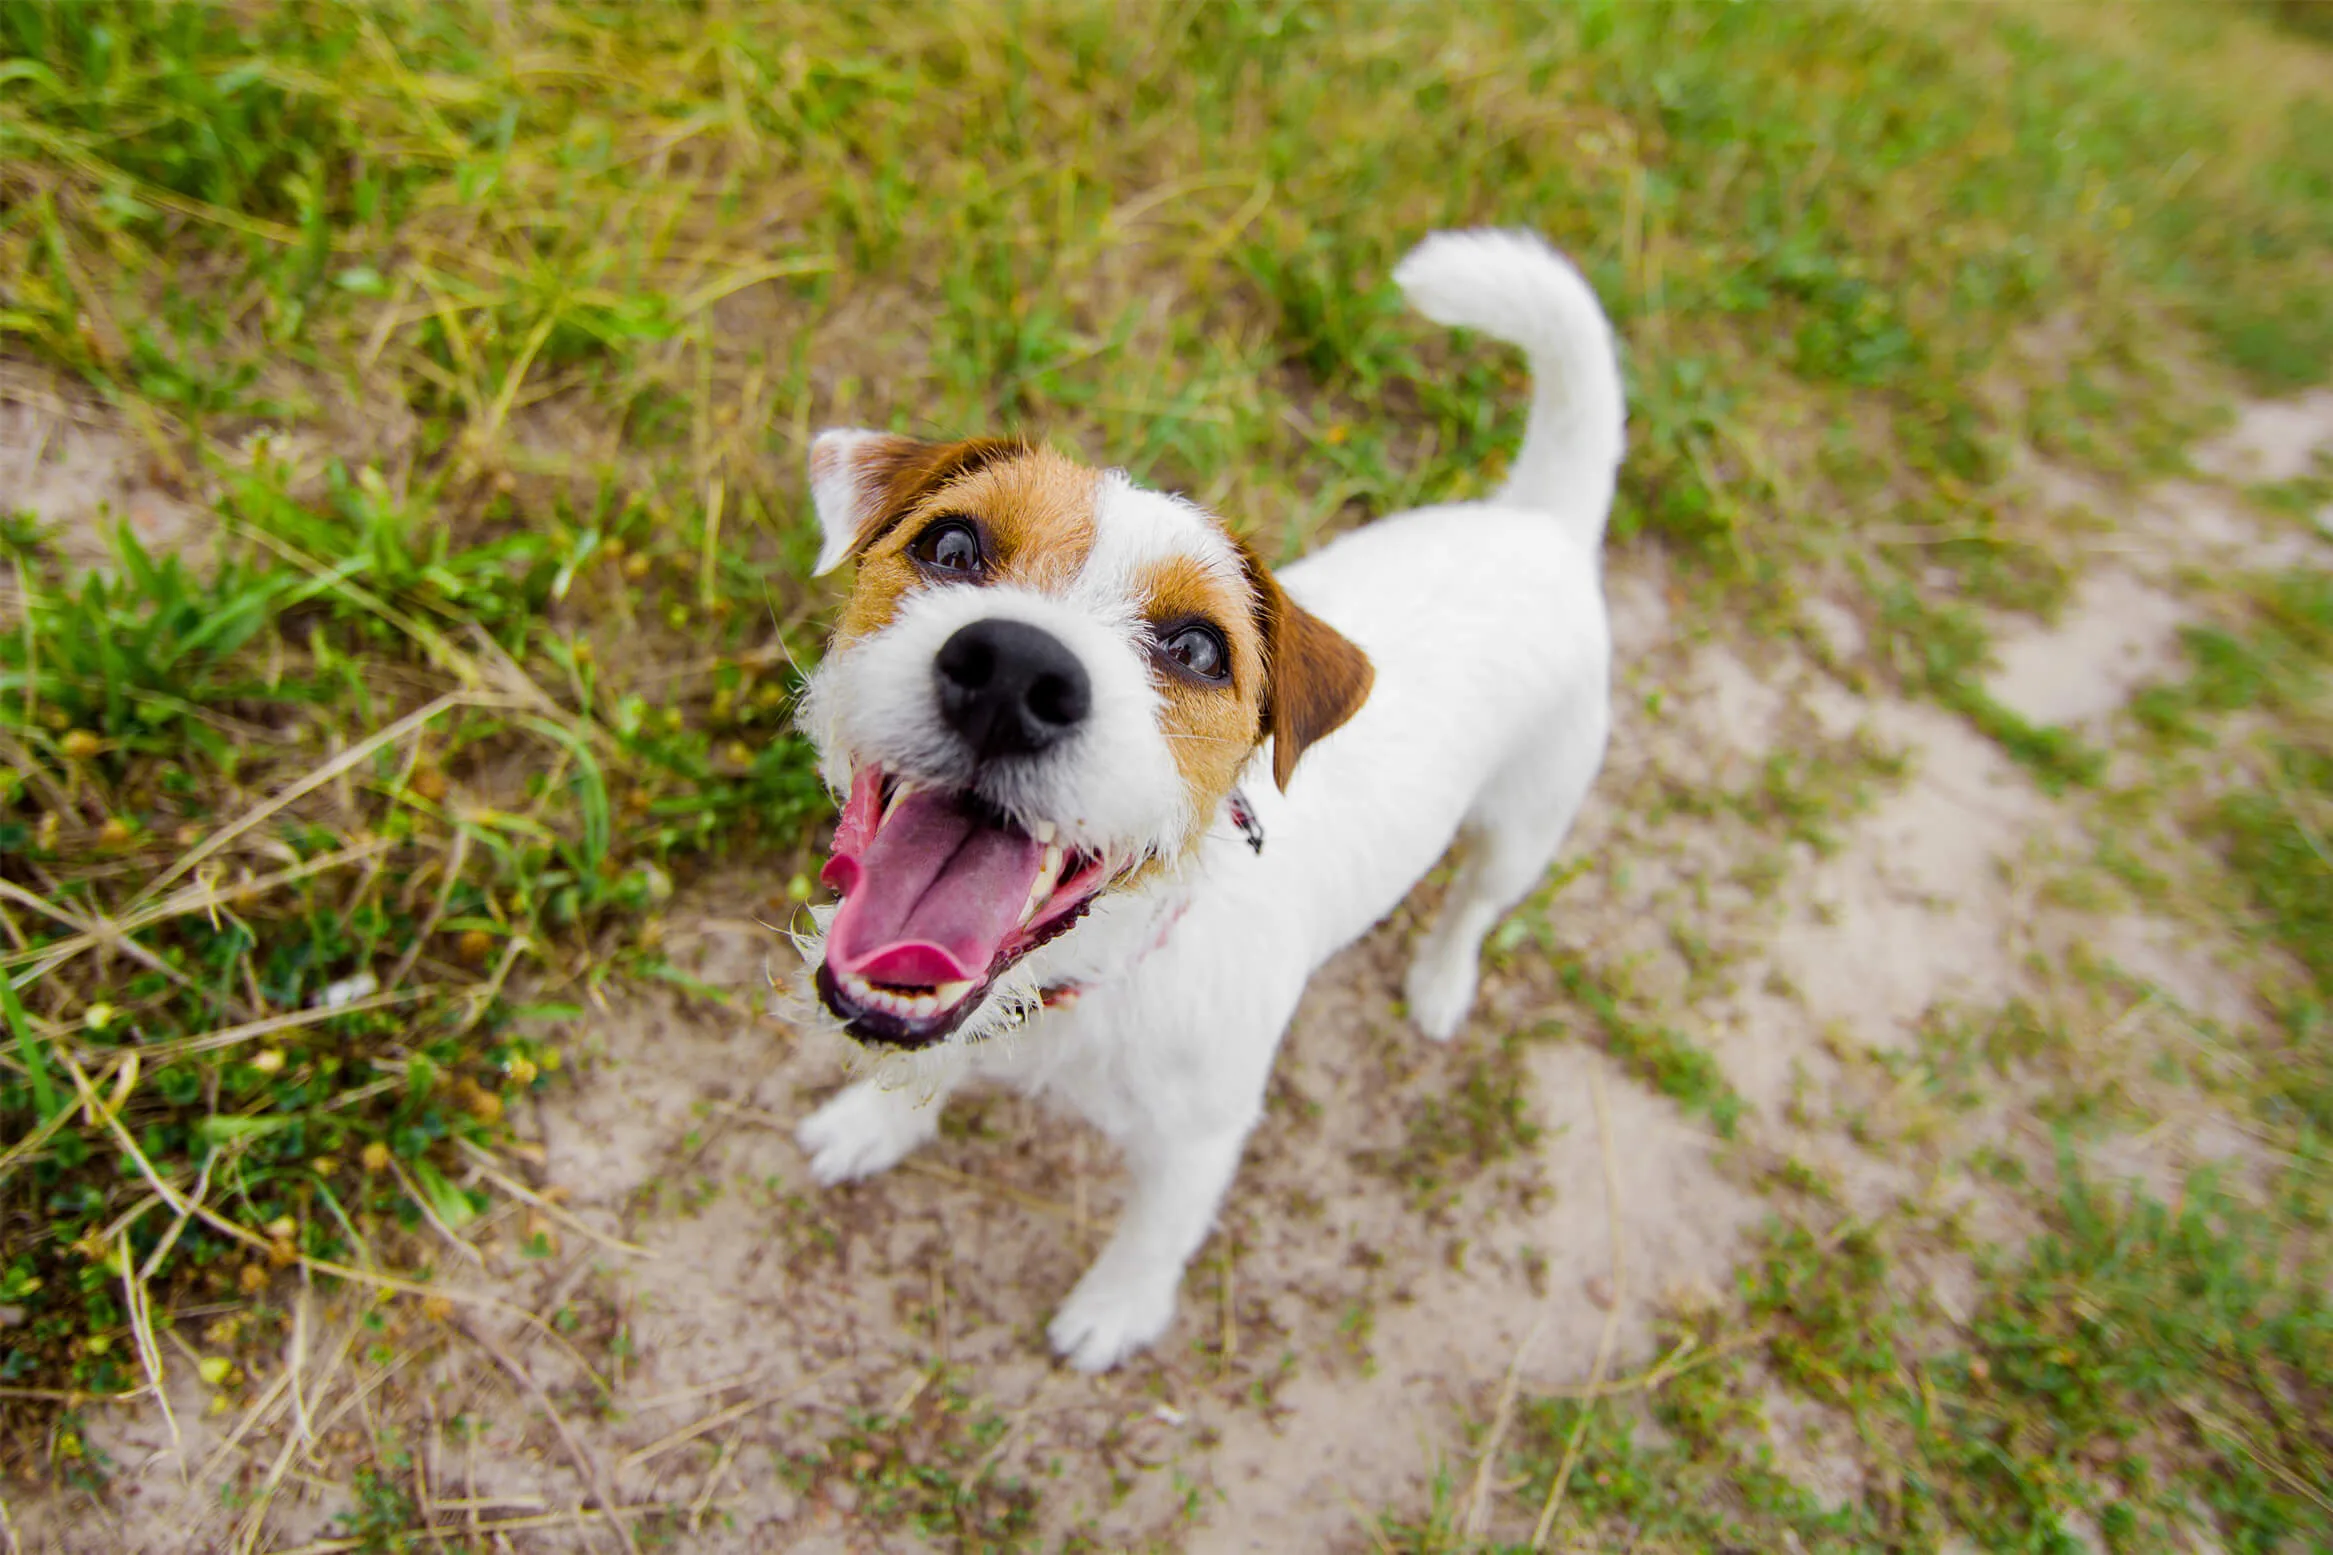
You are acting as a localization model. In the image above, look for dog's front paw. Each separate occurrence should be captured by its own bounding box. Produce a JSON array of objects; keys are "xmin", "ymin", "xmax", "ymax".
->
[
  {"xmin": 1404, "ymin": 948, "xmax": 1479, "ymax": 1042},
  {"xmin": 796, "ymin": 1080, "xmax": 940, "ymax": 1186},
  {"xmin": 1048, "ymin": 1265, "xmax": 1179, "ymax": 1373}
]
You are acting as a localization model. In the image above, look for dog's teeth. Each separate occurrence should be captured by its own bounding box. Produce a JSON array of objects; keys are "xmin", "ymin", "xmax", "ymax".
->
[
  {"xmin": 933, "ymin": 980, "xmax": 975, "ymax": 1006},
  {"xmin": 882, "ymin": 780, "xmax": 918, "ymax": 825},
  {"xmin": 1021, "ymin": 843, "xmax": 1067, "ymax": 926},
  {"xmin": 1032, "ymin": 820, "xmax": 1056, "ymax": 845}
]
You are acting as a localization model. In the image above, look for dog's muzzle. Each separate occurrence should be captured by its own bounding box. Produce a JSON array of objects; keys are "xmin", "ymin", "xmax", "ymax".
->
[{"xmin": 935, "ymin": 618, "xmax": 1092, "ymax": 762}]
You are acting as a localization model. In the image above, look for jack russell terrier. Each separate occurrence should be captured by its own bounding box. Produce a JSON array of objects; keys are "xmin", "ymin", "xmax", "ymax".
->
[{"xmin": 788, "ymin": 229, "xmax": 1625, "ymax": 1371}]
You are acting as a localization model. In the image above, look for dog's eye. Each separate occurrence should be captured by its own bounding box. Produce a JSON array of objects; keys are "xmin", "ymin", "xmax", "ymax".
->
[
  {"xmin": 1158, "ymin": 622, "xmax": 1230, "ymax": 682},
  {"xmin": 910, "ymin": 519, "xmax": 983, "ymax": 576}
]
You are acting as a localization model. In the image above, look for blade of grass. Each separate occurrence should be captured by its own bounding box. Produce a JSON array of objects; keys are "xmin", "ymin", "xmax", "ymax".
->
[{"xmin": 0, "ymin": 970, "xmax": 59, "ymax": 1122}]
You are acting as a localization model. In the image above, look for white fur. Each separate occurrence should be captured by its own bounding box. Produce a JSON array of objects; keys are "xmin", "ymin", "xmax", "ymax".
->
[
  {"xmin": 1077, "ymin": 474, "xmax": 1244, "ymax": 600},
  {"xmin": 795, "ymin": 228, "xmax": 1626, "ymax": 1371},
  {"xmin": 806, "ymin": 428, "xmax": 897, "ymax": 576}
]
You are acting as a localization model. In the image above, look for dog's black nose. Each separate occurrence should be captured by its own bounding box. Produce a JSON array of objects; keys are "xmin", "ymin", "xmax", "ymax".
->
[{"xmin": 935, "ymin": 619, "xmax": 1091, "ymax": 761}]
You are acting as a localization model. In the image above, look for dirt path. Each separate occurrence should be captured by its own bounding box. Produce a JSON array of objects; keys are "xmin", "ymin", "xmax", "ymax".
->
[{"xmin": 10, "ymin": 393, "xmax": 2330, "ymax": 1552}]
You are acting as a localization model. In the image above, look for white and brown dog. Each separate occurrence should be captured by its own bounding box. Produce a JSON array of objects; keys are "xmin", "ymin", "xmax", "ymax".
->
[{"xmin": 790, "ymin": 230, "xmax": 1624, "ymax": 1370}]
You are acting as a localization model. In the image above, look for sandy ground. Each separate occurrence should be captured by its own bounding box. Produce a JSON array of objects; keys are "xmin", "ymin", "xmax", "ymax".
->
[{"xmin": 5, "ymin": 388, "xmax": 2330, "ymax": 1553}]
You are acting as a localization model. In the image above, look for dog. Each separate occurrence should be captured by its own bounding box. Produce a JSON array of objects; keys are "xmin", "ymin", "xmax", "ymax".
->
[{"xmin": 788, "ymin": 229, "xmax": 1624, "ymax": 1371}]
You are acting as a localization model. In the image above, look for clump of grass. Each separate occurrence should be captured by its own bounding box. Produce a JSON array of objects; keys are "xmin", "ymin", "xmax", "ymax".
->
[
  {"xmin": 1870, "ymin": 582, "xmax": 2109, "ymax": 792},
  {"xmin": 1551, "ymin": 964, "xmax": 1745, "ymax": 1138},
  {"xmin": 0, "ymin": 482, "xmax": 823, "ymax": 1442},
  {"xmin": 2217, "ymin": 740, "xmax": 2333, "ymax": 996},
  {"xmin": 1360, "ymin": 1034, "xmax": 1544, "ymax": 1217},
  {"xmin": 2129, "ymin": 568, "xmax": 2332, "ymax": 1002},
  {"xmin": 1887, "ymin": 999, "xmax": 2069, "ymax": 1115},
  {"xmin": 334, "ymin": 1462, "xmax": 423, "ymax": 1555},
  {"xmin": 777, "ymin": 1375, "xmax": 1037, "ymax": 1548},
  {"xmin": 1742, "ymin": 733, "xmax": 1910, "ymax": 856}
]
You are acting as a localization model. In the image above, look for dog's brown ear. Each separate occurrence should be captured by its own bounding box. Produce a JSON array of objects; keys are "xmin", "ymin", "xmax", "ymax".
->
[
  {"xmin": 1241, "ymin": 541, "xmax": 1374, "ymax": 791},
  {"xmin": 807, "ymin": 429, "xmax": 1030, "ymax": 575}
]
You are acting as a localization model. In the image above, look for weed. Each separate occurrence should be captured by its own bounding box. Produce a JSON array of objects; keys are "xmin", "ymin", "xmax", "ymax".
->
[
  {"xmin": 1551, "ymin": 964, "xmax": 1745, "ymax": 1137},
  {"xmin": 779, "ymin": 1375, "xmax": 1038, "ymax": 1549},
  {"xmin": 335, "ymin": 1463, "xmax": 422, "ymax": 1554},
  {"xmin": 1360, "ymin": 1033, "xmax": 1544, "ymax": 1217}
]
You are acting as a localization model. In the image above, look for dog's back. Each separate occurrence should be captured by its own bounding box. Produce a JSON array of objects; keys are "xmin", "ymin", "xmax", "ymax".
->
[
  {"xmin": 1062, "ymin": 229, "xmax": 1629, "ymax": 1076},
  {"xmin": 1235, "ymin": 230, "xmax": 1629, "ymax": 965}
]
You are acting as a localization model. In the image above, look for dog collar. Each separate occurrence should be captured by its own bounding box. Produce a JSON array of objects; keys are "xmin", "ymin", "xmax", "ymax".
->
[{"xmin": 1227, "ymin": 787, "xmax": 1265, "ymax": 855}]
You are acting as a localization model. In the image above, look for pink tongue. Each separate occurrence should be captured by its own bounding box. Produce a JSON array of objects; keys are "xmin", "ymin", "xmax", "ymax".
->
[{"xmin": 825, "ymin": 791, "xmax": 1043, "ymax": 986}]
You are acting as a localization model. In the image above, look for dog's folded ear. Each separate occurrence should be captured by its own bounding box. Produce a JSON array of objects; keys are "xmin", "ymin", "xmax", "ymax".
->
[
  {"xmin": 1241, "ymin": 544, "xmax": 1374, "ymax": 791},
  {"xmin": 807, "ymin": 429, "xmax": 1031, "ymax": 575}
]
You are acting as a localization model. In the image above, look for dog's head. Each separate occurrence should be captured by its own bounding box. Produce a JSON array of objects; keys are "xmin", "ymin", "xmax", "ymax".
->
[{"xmin": 794, "ymin": 430, "xmax": 1373, "ymax": 1050}]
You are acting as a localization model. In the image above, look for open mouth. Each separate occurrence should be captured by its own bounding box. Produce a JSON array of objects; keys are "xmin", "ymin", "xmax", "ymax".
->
[{"xmin": 815, "ymin": 767, "xmax": 1112, "ymax": 1048}]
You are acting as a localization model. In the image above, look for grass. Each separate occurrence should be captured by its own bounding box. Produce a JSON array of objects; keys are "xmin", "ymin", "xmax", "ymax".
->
[
  {"xmin": 0, "ymin": 0, "xmax": 2329, "ymax": 1544},
  {"xmin": 1552, "ymin": 963, "xmax": 1745, "ymax": 1139},
  {"xmin": 1379, "ymin": 1161, "xmax": 2331, "ymax": 1555},
  {"xmin": 776, "ymin": 1375, "xmax": 1038, "ymax": 1549},
  {"xmin": 1359, "ymin": 1032, "xmax": 1545, "ymax": 1218}
]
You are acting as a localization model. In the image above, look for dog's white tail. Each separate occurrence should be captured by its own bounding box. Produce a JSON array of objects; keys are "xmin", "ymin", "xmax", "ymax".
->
[{"xmin": 1393, "ymin": 229, "xmax": 1626, "ymax": 547}]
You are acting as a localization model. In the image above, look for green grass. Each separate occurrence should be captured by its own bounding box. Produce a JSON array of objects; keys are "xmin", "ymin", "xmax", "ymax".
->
[
  {"xmin": 2130, "ymin": 566, "xmax": 2333, "ymax": 1108},
  {"xmin": 1360, "ymin": 1032, "xmax": 1545, "ymax": 1217},
  {"xmin": 0, "ymin": 0, "xmax": 2329, "ymax": 1535},
  {"xmin": 1381, "ymin": 1162, "xmax": 2332, "ymax": 1555},
  {"xmin": 1552, "ymin": 963, "xmax": 1745, "ymax": 1138},
  {"xmin": 777, "ymin": 1375, "xmax": 1038, "ymax": 1548}
]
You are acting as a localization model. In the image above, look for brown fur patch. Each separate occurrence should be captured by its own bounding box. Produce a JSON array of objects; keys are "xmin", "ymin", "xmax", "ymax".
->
[
  {"xmin": 824, "ymin": 435, "xmax": 1030, "ymax": 569},
  {"xmin": 1238, "ymin": 540, "xmax": 1375, "ymax": 790},
  {"xmin": 834, "ymin": 442, "xmax": 1099, "ymax": 641},
  {"xmin": 1139, "ymin": 552, "xmax": 1270, "ymax": 834}
]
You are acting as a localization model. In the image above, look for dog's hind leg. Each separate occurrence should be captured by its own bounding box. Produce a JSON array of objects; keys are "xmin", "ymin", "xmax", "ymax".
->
[{"xmin": 1404, "ymin": 694, "xmax": 1609, "ymax": 1041}]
